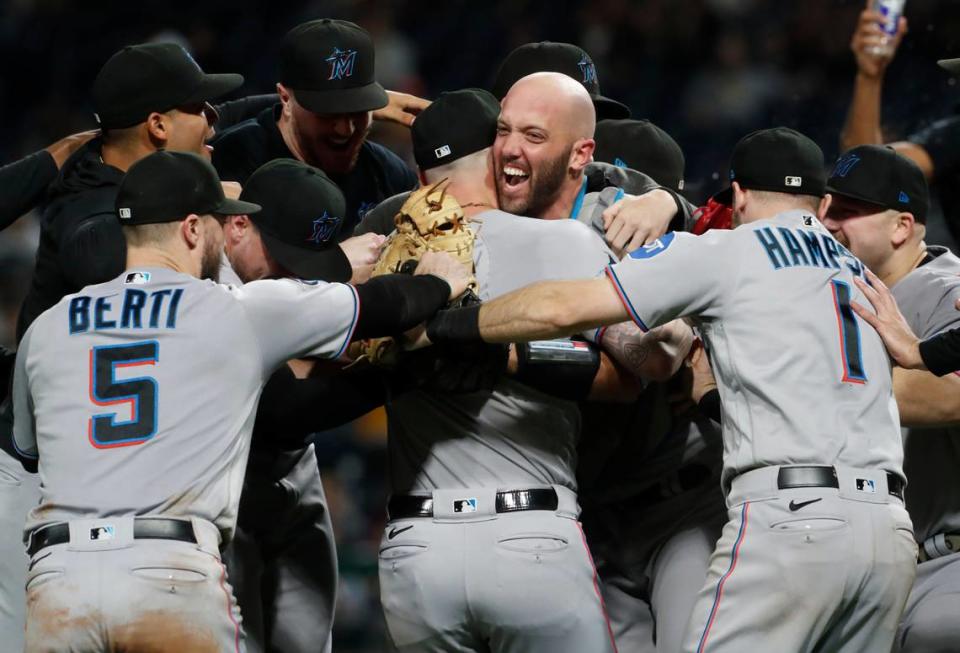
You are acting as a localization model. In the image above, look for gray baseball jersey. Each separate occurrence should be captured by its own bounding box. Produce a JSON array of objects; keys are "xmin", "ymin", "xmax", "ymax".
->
[
  {"xmin": 891, "ymin": 246, "xmax": 960, "ymax": 542},
  {"xmin": 386, "ymin": 210, "xmax": 614, "ymax": 493},
  {"xmin": 607, "ymin": 209, "xmax": 903, "ymax": 485},
  {"xmin": 889, "ymin": 246, "xmax": 960, "ymax": 653},
  {"xmin": 13, "ymin": 267, "xmax": 358, "ymax": 542}
]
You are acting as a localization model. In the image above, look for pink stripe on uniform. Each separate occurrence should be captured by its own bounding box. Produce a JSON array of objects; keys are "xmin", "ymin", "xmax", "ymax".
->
[
  {"xmin": 696, "ymin": 501, "xmax": 750, "ymax": 653},
  {"xmin": 576, "ymin": 521, "xmax": 619, "ymax": 653},
  {"xmin": 217, "ymin": 560, "xmax": 241, "ymax": 653}
]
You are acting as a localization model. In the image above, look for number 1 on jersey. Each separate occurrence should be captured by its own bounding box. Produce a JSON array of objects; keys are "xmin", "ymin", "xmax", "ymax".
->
[
  {"xmin": 830, "ymin": 280, "xmax": 867, "ymax": 384},
  {"xmin": 88, "ymin": 341, "xmax": 159, "ymax": 448}
]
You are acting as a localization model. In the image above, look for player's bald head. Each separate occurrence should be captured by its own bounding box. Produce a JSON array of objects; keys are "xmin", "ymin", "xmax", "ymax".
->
[
  {"xmin": 502, "ymin": 72, "xmax": 596, "ymax": 142},
  {"xmin": 494, "ymin": 72, "xmax": 597, "ymax": 218}
]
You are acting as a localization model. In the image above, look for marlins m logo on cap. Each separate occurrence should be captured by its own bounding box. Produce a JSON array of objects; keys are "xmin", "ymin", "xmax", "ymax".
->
[
  {"xmin": 307, "ymin": 211, "xmax": 340, "ymax": 244},
  {"xmin": 577, "ymin": 54, "xmax": 597, "ymax": 84},
  {"xmin": 326, "ymin": 47, "xmax": 357, "ymax": 80},
  {"xmin": 832, "ymin": 153, "xmax": 861, "ymax": 178}
]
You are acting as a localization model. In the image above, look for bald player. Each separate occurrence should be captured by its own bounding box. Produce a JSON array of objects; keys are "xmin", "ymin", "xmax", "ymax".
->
[
  {"xmin": 425, "ymin": 127, "xmax": 917, "ymax": 653},
  {"xmin": 9, "ymin": 151, "xmax": 468, "ymax": 651},
  {"xmin": 822, "ymin": 145, "xmax": 960, "ymax": 653},
  {"xmin": 375, "ymin": 88, "xmax": 650, "ymax": 653}
]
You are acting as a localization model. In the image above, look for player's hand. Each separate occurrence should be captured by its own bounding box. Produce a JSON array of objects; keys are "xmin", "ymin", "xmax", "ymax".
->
[
  {"xmin": 340, "ymin": 233, "xmax": 387, "ymax": 284},
  {"xmin": 416, "ymin": 250, "xmax": 470, "ymax": 301},
  {"xmin": 220, "ymin": 181, "xmax": 243, "ymax": 200},
  {"xmin": 602, "ymin": 189, "xmax": 677, "ymax": 258},
  {"xmin": 45, "ymin": 129, "xmax": 99, "ymax": 169},
  {"xmin": 373, "ymin": 91, "xmax": 431, "ymax": 128},
  {"xmin": 850, "ymin": 6, "xmax": 907, "ymax": 80},
  {"xmin": 851, "ymin": 269, "xmax": 925, "ymax": 370}
]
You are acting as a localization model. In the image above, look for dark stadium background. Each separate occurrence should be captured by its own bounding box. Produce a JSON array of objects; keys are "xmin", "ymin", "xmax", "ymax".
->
[{"xmin": 2, "ymin": 1, "xmax": 958, "ymax": 649}]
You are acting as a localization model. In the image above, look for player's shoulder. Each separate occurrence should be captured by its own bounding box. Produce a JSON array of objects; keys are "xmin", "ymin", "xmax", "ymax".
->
[{"xmin": 359, "ymin": 141, "xmax": 416, "ymax": 187}]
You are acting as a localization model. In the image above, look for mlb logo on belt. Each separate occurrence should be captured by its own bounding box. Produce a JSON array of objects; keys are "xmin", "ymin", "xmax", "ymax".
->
[
  {"xmin": 856, "ymin": 478, "xmax": 876, "ymax": 493},
  {"xmin": 454, "ymin": 498, "xmax": 478, "ymax": 513},
  {"xmin": 90, "ymin": 525, "xmax": 115, "ymax": 541}
]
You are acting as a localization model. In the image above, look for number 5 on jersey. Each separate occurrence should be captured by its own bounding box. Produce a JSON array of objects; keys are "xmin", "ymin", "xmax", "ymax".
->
[{"xmin": 88, "ymin": 341, "xmax": 159, "ymax": 448}]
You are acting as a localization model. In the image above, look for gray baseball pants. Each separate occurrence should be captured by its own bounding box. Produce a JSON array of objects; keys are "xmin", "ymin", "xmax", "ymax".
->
[
  {"xmin": 379, "ymin": 485, "xmax": 617, "ymax": 653},
  {"xmin": 682, "ymin": 466, "xmax": 917, "ymax": 653},
  {"xmin": 24, "ymin": 517, "xmax": 242, "ymax": 652}
]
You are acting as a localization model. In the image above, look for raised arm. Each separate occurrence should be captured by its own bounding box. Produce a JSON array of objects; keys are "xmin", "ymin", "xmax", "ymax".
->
[{"xmin": 840, "ymin": 4, "xmax": 907, "ymax": 151}]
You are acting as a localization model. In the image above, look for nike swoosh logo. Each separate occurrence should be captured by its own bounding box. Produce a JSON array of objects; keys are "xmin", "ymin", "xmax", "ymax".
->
[
  {"xmin": 789, "ymin": 498, "xmax": 823, "ymax": 511},
  {"xmin": 388, "ymin": 525, "xmax": 413, "ymax": 540}
]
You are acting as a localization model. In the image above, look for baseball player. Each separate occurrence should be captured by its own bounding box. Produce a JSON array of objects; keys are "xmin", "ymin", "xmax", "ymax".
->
[
  {"xmin": 579, "ymin": 116, "xmax": 725, "ymax": 653},
  {"xmin": 211, "ymin": 19, "xmax": 418, "ymax": 239},
  {"xmin": 821, "ymin": 144, "xmax": 960, "ymax": 652},
  {"xmin": 0, "ymin": 41, "xmax": 249, "ymax": 653},
  {"xmin": 8, "ymin": 150, "xmax": 468, "ymax": 651},
  {"xmin": 220, "ymin": 159, "xmax": 387, "ymax": 653},
  {"xmin": 427, "ymin": 127, "xmax": 918, "ymax": 653},
  {"xmin": 372, "ymin": 88, "xmax": 615, "ymax": 653}
]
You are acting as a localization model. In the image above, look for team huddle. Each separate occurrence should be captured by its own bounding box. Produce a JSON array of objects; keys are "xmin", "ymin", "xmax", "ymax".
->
[{"xmin": 0, "ymin": 6, "xmax": 958, "ymax": 653}]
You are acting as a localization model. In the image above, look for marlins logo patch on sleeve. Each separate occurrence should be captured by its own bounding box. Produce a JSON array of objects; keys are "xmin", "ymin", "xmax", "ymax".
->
[{"xmin": 629, "ymin": 232, "xmax": 676, "ymax": 259}]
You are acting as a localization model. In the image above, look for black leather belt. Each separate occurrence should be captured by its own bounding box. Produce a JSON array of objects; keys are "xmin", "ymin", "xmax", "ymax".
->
[
  {"xmin": 777, "ymin": 466, "xmax": 904, "ymax": 500},
  {"xmin": 27, "ymin": 518, "xmax": 197, "ymax": 557},
  {"xmin": 388, "ymin": 488, "xmax": 559, "ymax": 520}
]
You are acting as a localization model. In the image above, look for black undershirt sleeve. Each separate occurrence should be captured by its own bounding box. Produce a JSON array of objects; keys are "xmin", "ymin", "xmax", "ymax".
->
[
  {"xmin": 0, "ymin": 151, "xmax": 58, "ymax": 230},
  {"xmin": 919, "ymin": 328, "xmax": 960, "ymax": 377},
  {"xmin": 351, "ymin": 273, "xmax": 450, "ymax": 341},
  {"xmin": 213, "ymin": 94, "xmax": 278, "ymax": 130},
  {"xmin": 252, "ymin": 364, "xmax": 388, "ymax": 449}
]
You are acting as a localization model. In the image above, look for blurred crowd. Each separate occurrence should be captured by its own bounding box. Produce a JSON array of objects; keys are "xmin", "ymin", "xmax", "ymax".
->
[{"xmin": 2, "ymin": 1, "xmax": 958, "ymax": 649}]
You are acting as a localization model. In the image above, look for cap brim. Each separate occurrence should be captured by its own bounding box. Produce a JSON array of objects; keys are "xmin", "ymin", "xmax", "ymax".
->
[
  {"xmin": 212, "ymin": 197, "xmax": 261, "ymax": 216},
  {"xmin": 938, "ymin": 59, "xmax": 960, "ymax": 76},
  {"xmin": 824, "ymin": 186, "xmax": 890, "ymax": 211},
  {"xmin": 292, "ymin": 83, "xmax": 389, "ymax": 114},
  {"xmin": 593, "ymin": 95, "xmax": 631, "ymax": 121},
  {"xmin": 184, "ymin": 73, "xmax": 246, "ymax": 104},
  {"xmin": 712, "ymin": 186, "xmax": 733, "ymax": 206},
  {"xmin": 259, "ymin": 230, "xmax": 353, "ymax": 283}
]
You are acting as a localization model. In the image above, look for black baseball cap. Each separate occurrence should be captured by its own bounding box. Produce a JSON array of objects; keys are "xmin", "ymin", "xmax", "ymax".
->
[
  {"xmin": 93, "ymin": 43, "xmax": 244, "ymax": 130},
  {"xmin": 713, "ymin": 127, "xmax": 826, "ymax": 205},
  {"xmin": 938, "ymin": 59, "xmax": 960, "ymax": 75},
  {"xmin": 239, "ymin": 159, "xmax": 352, "ymax": 282},
  {"xmin": 827, "ymin": 145, "xmax": 929, "ymax": 224},
  {"xmin": 412, "ymin": 89, "xmax": 500, "ymax": 171},
  {"xmin": 116, "ymin": 151, "xmax": 260, "ymax": 225},
  {"xmin": 594, "ymin": 119, "xmax": 685, "ymax": 191},
  {"xmin": 280, "ymin": 19, "xmax": 388, "ymax": 115},
  {"xmin": 491, "ymin": 42, "xmax": 630, "ymax": 120}
]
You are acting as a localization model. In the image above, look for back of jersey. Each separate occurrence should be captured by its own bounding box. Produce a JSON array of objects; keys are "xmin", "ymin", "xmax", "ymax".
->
[
  {"xmin": 608, "ymin": 210, "xmax": 902, "ymax": 487},
  {"xmin": 386, "ymin": 211, "xmax": 614, "ymax": 493},
  {"xmin": 14, "ymin": 267, "xmax": 357, "ymax": 541}
]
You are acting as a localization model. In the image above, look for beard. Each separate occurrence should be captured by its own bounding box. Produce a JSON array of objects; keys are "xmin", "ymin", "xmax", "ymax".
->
[
  {"xmin": 497, "ymin": 146, "xmax": 571, "ymax": 218},
  {"xmin": 200, "ymin": 238, "xmax": 222, "ymax": 283}
]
